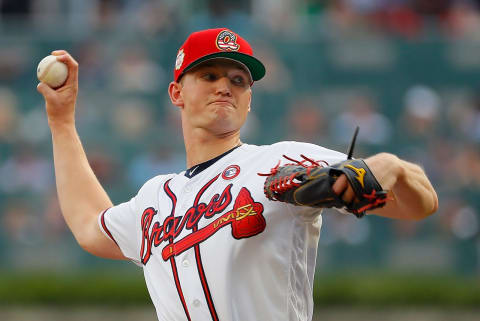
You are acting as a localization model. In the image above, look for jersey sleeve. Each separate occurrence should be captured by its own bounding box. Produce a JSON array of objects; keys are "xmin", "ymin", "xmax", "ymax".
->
[
  {"xmin": 282, "ymin": 141, "xmax": 347, "ymax": 167},
  {"xmin": 98, "ymin": 197, "xmax": 142, "ymax": 266}
]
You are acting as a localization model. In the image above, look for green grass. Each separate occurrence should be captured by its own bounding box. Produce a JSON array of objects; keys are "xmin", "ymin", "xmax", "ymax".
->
[
  {"xmin": 313, "ymin": 271, "xmax": 480, "ymax": 307},
  {"xmin": 0, "ymin": 270, "xmax": 479, "ymax": 307},
  {"xmin": 0, "ymin": 270, "xmax": 149, "ymax": 306}
]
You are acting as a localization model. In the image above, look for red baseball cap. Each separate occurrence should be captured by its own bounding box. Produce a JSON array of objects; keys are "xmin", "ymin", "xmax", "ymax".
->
[{"xmin": 173, "ymin": 28, "xmax": 266, "ymax": 83}]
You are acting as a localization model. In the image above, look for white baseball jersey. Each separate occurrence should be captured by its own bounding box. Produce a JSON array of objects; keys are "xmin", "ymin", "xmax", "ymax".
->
[{"xmin": 99, "ymin": 141, "xmax": 346, "ymax": 321}]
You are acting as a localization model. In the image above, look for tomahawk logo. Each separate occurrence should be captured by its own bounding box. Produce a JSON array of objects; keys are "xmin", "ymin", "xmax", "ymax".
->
[{"xmin": 140, "ymin": 174, "xmax": 265, "ymax": 265}]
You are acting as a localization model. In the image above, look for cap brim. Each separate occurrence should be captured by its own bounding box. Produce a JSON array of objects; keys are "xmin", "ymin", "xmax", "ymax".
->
[{"xmin": 181, "ymin": 52, "xmax": 266, "ymax": 82}]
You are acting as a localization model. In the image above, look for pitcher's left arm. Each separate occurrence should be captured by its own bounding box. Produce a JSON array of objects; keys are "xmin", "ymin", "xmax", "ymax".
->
[{"xmin": 333, "ymin": 152, "xmax": 438, "ymax": 220}]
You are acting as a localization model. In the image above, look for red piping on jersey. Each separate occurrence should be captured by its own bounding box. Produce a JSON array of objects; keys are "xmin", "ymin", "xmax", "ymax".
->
[
  {"xmin": 192, "ymin": 175, "xmax": 220, "ymax": 321},
  {"xmin": 194, "ymin": 173, "xmax": 220, "ymax": 204},
  {"xmin": 100, "ymin": 208, "xmax": 118, "ymax": 246},
  {"xmin": 164, "ymin": 179, "xmax": 192, "ymax": 321},
  {"xmin": 169, "ymin": 258, "xmax": 191, "ymax": 321},
  {"xmin": 194, "ymin": 227, "xmax": 219, "ymax": 321}
]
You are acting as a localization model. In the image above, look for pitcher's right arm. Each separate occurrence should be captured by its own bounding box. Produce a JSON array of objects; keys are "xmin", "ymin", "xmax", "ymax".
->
[{"xmin": 37, "ymin": 50, "xmax": 125, "ymax": 260}]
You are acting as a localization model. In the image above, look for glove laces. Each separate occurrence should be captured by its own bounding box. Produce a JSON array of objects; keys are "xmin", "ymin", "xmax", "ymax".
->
[{"xmin": 258, "ymin": 155, "xmax": 328, "ymax": 198}]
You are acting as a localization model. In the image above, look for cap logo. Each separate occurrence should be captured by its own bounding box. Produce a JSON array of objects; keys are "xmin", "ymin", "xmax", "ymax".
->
[
  {"xmin": 175, "ymin": 49, "xmax": 185, "ymax": 70},
  {"xmin": 216, "ymin": 30, "xmax": 240, "ymax": 51}
]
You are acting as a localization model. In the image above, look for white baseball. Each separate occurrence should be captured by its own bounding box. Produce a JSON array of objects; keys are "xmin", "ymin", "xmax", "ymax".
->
[{"xmin": 37, "ymin": 55, "xmax": 68, "ymax": 88}]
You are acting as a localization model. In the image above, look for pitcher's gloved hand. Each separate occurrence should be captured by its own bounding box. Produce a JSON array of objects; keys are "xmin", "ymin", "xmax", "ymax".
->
[{"xmin": 259, "ymin": 156, "xmax": 388, "ymax": 218}]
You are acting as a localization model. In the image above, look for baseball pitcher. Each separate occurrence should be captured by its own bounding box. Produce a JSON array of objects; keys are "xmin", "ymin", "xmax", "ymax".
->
[{"xmin": 37, "ymin": 28, "xmax": 438, "ymax": 321}]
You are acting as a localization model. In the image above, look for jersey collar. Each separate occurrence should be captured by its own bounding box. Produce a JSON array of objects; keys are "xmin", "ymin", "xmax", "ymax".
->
[{"xmin": 184, "ymin": 144, "xmax": 242, "ymax": 179}]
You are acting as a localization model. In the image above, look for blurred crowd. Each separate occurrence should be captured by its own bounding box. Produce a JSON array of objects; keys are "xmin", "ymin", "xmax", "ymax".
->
[
  {"xmin": 0, "ymin": 0, "xmax": 480, "ymax": 274},
  {"xmin": 1, "ymin": 0, "xmax": 480, "ymax": 39}
]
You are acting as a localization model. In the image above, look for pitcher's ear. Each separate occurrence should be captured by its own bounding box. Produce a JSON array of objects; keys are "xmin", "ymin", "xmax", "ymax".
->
[{"xmin": 168, "ymin": 81, "xmax": 184, "ymax": 108}]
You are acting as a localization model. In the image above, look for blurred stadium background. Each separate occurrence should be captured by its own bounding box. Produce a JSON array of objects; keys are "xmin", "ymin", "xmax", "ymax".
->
[{"xmin": 0, "ymin": 0, "xmax": 480, "ymax": 320}]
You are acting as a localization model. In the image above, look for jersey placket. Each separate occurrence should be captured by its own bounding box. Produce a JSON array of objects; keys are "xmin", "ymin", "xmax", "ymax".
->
[{"xmin": 174, "ymin": 180, "xmax": 217, "ymax": 321}]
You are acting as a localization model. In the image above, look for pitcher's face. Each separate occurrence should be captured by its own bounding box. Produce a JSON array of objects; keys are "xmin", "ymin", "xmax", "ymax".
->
[{"xmin": 170, "ymin": 59, "xmax": 252, "ymax": 136}]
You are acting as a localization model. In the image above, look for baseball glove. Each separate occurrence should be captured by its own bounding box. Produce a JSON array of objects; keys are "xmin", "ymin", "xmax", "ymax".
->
[
  {"xmin": 258, "ymin": 127, "xmax": 389, "ymax": 218},
  {"xmin": 258, "ymin": 156, "xmax": 388, "ymax": 218}
]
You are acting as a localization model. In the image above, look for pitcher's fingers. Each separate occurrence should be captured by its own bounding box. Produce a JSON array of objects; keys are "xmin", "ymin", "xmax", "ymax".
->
[
  {"xmin": 37, "ymin": 82, "xmax": 56, "ymax": 100},
  {"xmin": 55, "ymin": 53, "xmax": 79, "ymax": 84},
  {"xmin": 332, "ymin": 174, "xmax": 348, "ymax": 196},
  {"xmin": 341, "ymin": 185, "xmax": 356, "ymax": 204},
  {"xmin": 51, "ymin": 50, "xmax": 68, "ymax": 56}
]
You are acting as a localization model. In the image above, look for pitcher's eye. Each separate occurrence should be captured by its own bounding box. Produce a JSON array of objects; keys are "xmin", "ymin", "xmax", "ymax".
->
[
  {"xmin": 231, "ymin": 75, "xmax": 247, "ymax": 87},
  {"xmin": 201, "ymin": 72, "xmax": 218, "ymax": 81}
]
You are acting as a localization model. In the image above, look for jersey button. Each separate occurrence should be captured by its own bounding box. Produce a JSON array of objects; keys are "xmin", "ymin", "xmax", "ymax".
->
[
  {"xmin": 193, "ymin": 299, "xmax": 201, "ymax": 307},
  {"xmin": 182, "ymin": 259, "xmax": 189, "ymax": 267}
]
